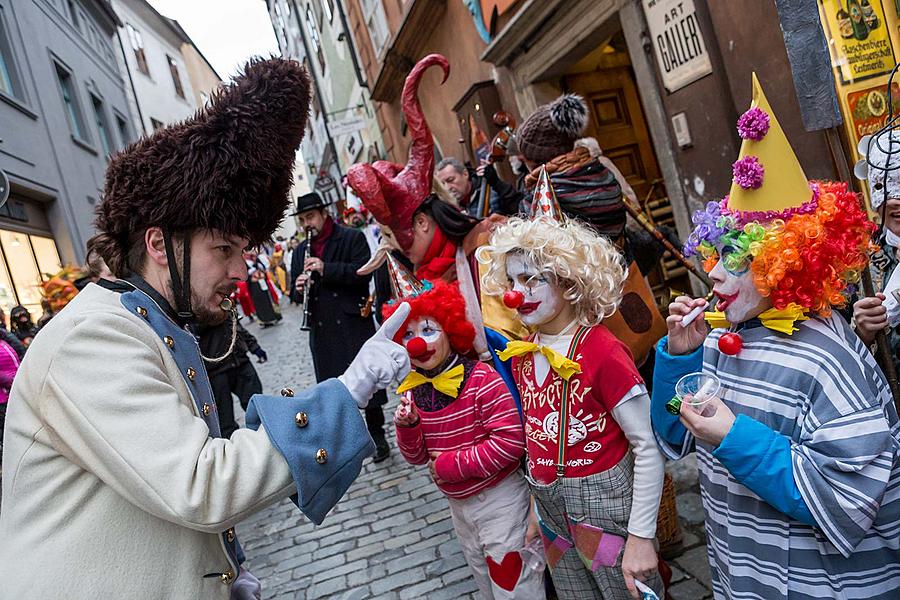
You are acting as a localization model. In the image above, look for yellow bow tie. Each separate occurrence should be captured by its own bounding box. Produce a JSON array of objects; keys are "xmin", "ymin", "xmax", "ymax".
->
[
  {"xmin": 704, "ymin": 303, "xmax": 809, "ymax": 335},
  {"xmin": 497, "ymin": 341, "xmax": 582, "ymax": 380},
  {"xmin": 397, "ymin": 364, "xmax": 466, "ymax": 397}
]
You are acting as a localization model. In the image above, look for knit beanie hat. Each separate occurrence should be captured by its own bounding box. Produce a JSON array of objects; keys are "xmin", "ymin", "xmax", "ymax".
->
[{"xmin": 517, "ymin": 94, "xmax": 588, "ymax": 164}]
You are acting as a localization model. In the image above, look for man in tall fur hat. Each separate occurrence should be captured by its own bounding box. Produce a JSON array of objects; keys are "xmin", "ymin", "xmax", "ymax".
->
[{"xmin": 0, "ymin": 58, "xmax": 411, "ymax": 599}]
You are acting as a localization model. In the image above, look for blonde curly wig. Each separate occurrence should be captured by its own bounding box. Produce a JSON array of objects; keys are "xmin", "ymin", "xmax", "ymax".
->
[{"xmin": 478, "ymin": 217, "xmax": 627, "ymax": 327}]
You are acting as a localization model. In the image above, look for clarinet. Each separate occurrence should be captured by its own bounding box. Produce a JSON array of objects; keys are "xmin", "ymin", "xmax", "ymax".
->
[{"xmin": 300, "ymin": 226, "xmax": 314, "ymax": 331}]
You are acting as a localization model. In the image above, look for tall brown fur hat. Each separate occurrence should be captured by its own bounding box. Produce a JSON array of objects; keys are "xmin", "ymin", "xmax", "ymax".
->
[{"xmin": 93, "ymin": 57, "xmax": 311, "ymax": 275}]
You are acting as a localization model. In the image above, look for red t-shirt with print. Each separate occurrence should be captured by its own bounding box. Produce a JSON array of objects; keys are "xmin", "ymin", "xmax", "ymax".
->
[{"xmin": 512, "ymin": 325, "xmax": 643, "ymax": 484}]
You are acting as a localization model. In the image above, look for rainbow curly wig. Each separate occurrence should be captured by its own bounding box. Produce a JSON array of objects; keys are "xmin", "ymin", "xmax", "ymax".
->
[
  {"xmin": 684, "ymin": 181, "xmax": 876, "ymax": 315},
  {"xmin": 381, "ymin": 279, "xmax": 476, "ymax": 354}
]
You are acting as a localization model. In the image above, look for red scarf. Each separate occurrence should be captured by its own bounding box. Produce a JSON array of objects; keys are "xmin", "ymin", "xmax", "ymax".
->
[
  {"xmin": 415, "ymin": 228, "xmax": 457, "ymax": 281},
  {"xmin": 310, "ymin": 217, "xmax": 336, "ymax": 257}
]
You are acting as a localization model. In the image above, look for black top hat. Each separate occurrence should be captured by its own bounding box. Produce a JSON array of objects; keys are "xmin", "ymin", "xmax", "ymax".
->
[{"xmin": 292, "ymin": 192, "xmax": 331, "ymax": 215}]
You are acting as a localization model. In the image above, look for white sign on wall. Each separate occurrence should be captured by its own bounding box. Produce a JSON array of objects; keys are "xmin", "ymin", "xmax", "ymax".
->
[
  {"xmin": 643, "ymin": 0, "xmax": 713, "ymax": 93},
  {"xmin": 329, "ymin": 115, "xmax": 367, "ymax": 138}
]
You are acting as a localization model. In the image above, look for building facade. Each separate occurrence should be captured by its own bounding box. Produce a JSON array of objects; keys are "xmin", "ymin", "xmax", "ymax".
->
[
  {"xmin": 0, "ymin": 0, "xmax": 133, "ymax": 316},
  {"xmin": 111, "ymin": 0, "xmax": 206, "ymax": 134},
  {"xmin": 266, "ymin": 0, "xmax": 385, "ymax": 217},
  {"xmin": 343, "ymin": 0, "xmax": 885, "ymax": 300}
]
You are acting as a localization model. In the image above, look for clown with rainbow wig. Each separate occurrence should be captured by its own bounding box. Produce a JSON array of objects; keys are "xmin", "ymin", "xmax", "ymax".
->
[{"xmin": 651, "ymin": 74, "xmax": 900, "ymax": 599}]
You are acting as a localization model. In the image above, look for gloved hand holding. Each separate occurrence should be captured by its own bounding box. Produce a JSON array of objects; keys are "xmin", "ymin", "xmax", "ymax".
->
[
  {"xmin": 252, "ymin": 347, "xmax": 268, "ymax": 364},
  {"xmin": 339, "ymin": 302, "xmax": 411, "ymax": 408}
]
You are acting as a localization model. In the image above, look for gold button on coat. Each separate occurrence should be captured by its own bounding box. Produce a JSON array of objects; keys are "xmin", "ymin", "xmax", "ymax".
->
[
  {"xmin": 202, "ymin": 404, "xmax": 211, "ymax": 416},
  {"xmin": 187, "ymin": 367, "xmax": 196, "ymax": 381},
  {"xmin": 163, "ymin": 336, "xmax": 174, "ymax": 349},
  {"xmin": 281, "ymin": 387, "xmax": 294, "ymax": 397},
  {"xmin": 294, "ymin": 411, "xmax": 308, "ymax": 427},
  {"xmin": 220, "ymin": 571, "xmax": 235, "ymax": 584},
  {"xmin": 226, "ymin": 528, "xmax": 235, "ymax": 543},
  {"xmin": 315, "ymin": 448, "xmax": 328, "ymax": 464},
  {"xmin": 136, "ymin": 306, "xmax": 148, "ymax": 318}
]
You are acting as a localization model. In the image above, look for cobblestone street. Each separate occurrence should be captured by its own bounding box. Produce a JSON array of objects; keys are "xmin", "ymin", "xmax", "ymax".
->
[{"xmin": 234, "ymin": 304, "xmax": 713, "ymax": 599}]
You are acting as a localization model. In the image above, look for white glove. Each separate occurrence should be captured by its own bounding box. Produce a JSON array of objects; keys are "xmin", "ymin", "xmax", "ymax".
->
[
  {"xmin": 230, "ymin": 568, "xmax": 261, "ymax": 600},
  {"xmin": 339, "ymin": 302, "xmax": 412, "ymax": 407}
]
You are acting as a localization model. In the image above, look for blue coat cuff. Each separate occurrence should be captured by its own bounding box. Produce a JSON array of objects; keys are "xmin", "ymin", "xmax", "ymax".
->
[
  {"xmin": 651, "ymin": 337, "xmax": 702, "ymax": 452},
  {"xmin": 714, "ymin": 414, "xmax": 816, "ymax": 526},
  {"xmin": 245, "ymin": 379, "xmax": 375, "ymax": 525}
]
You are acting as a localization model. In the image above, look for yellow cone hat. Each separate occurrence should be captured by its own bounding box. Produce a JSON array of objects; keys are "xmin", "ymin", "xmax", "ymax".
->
[{"xmin": 727, "ymin": 73, "xmax": 812, "ymax": 214}]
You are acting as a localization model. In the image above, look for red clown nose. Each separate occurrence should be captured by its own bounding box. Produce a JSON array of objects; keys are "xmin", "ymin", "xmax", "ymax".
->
[
  {"xmin": 503, "ymin": 290, "xmax": 525, "ymax": 309},
  {"xmin": 718, "ymin": 332, "xmax": 743, "ymax": 356},
  {"xmin": 406, "ymin": 337, "xmax": 428, "ymax": 358}
]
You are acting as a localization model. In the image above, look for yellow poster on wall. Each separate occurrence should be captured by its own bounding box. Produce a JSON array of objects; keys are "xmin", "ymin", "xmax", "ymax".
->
[{"xmin": 821, "ymin": 0, "xmax": 894, "ymax": 84}]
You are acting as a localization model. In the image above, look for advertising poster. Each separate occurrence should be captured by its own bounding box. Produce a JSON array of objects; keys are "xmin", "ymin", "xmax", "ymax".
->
[{"xmin": 821, "ymin": 0, "xmax": 895, "ymax": 84}]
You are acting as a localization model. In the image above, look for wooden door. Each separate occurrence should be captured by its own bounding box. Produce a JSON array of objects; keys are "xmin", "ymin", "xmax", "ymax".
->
[
  {"xmin": 564, "ymin": 66, "xmax": 688, "ymax": 302},
  {"xmin": 564, "ymin": 66, "xmax": 662, "ymax": 202}
]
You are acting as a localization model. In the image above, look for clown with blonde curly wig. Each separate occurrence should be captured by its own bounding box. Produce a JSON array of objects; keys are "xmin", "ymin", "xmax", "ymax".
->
[
  {"xmin": 383, "ymin": 265, "xmax": 546, "ymax": 600},
  {"xmin": 479, "ymin": 211, "xmax": 667, "ymax": 599},
  {"xmin": 651, "ymin": 75, "xmax": 900, "ymax": 600}
]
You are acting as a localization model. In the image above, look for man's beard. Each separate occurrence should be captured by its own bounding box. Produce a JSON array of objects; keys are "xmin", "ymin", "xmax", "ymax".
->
[{"xmin": 193, "ymin": 295, "xmax": 229, "ymax": 326}]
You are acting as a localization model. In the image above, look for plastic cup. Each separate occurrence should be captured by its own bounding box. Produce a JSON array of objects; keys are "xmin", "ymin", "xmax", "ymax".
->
[{"xmin": 674, "ymin": 372, "xmax": 720, "ymax": 417}]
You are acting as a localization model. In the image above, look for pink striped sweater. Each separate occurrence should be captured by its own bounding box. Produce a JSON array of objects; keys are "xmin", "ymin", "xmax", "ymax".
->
[{"xmin": 395, "ymin": 361, "xmax": 525, "ymax": 499}]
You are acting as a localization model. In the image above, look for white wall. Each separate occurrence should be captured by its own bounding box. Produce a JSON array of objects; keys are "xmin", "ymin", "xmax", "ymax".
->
[{"xmin": 112, "ymin": 0, "xmax": 198, "ymax": 135}]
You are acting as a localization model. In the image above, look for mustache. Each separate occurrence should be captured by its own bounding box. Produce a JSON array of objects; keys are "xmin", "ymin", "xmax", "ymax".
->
[{"xmin": 217, "ymin": 283, "xmax": 238, "ymax": 298}]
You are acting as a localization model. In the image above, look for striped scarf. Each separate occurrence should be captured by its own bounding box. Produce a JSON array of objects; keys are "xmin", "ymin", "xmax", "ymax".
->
[{"xmin": 549, "ymin": 160, "xmax": 624, "ymax": 239}]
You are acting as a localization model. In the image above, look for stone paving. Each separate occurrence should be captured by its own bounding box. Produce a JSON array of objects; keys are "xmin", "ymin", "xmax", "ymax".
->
[{"xmin": 233, "ymin": 303, "xmax": 713, "ymax": 599}]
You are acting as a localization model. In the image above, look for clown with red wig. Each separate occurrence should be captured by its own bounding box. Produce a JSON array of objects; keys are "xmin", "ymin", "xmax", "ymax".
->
[
  {"xmin": 383, "ymin": 255, "xmax": 546, "ymax": 600},
  {"xmin": 651, "ymin": 75, "xmax": 900, "ymax": 599}
]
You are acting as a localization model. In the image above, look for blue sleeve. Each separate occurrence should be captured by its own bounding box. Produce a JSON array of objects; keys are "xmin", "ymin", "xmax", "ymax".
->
[
  {"xmin": 713, "ymin": 414, "xmax": 817, "ymax": 526},
  {"xmin": 485, "ymin": 327, "xmax": 523, "ymax": 423},
  {"xmin": 245, "ymin": 378, "xmax": 375, "ymax": 525},
  {"xmin": 651, "ymin": 336, "xmax": 702, "ymax": 455}
]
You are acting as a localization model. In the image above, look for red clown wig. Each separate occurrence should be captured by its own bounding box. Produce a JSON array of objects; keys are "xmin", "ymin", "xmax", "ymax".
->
[{"xmin": 381, "ymin": 280, "xmax": 476, "ymax": 355}]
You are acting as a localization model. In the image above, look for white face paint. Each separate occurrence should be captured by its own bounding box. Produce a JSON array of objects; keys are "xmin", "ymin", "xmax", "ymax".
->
[
  {"xmin": 402, "ymin": 316, "xmax": 450, "ymax": 371},
  {"xmin": 505, "ymin": 253, "xmax": 566, "ymax": 328},
  {"xmin": 708, "ymin": 243, "xmax": 771, "ymax": 324}
]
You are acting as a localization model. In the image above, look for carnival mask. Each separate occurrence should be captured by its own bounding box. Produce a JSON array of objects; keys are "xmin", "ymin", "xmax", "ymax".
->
[
  {"xmin": 402, "ymin": 316, "xmax": 450, "ymax": 371},
  {"xmin": 505, "ymin": 253, "xmax": 566, "ymax": 329},
  {"xmin": 708, "ymin": 243, "xmax": 770, "ymax": 324}
]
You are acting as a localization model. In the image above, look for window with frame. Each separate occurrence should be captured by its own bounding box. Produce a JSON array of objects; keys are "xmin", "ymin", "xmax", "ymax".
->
[
  {"xmin": 125, "ymin": 23, "xmax": 149, "ymax": 76},
  {"xmin": 166, "ymin": 55, "xmax": 185, "ymax": 98},
  {"xmin": 305, "ymin": 4, "xmax": 326, "ymax": 73},
  {"xmin": 67, "ymin": 0, "xmax": 81, "ymax": 32},
  {"xmin": 321, "ymin": 0, "xmax": 334, "ymax": 24},
  {"xmin": 0, "ymin": 7, "xmax": 24, "ymax": 100},
  {"xmin": 90, "ymin": 94, "xmax": 114, "ymax": 157},
  {"xmin": 54, "ymin": 62, "xmax": 89, "ymax": 141},
  {"xmin": 362, "ymin": 0, "xmax": 389, "ymax": 55},
  {"xmin": 114, "ymin": 112, "xmax": 131, "ymax": 147},
  {"xmin": 150, "ymin": 117, "xmax": 164, "ymax": 131}
]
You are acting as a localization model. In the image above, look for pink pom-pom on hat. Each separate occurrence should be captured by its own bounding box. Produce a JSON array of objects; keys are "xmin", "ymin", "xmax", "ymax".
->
[
  {"xmin": 733, "ymin": 155, "xmax": 765, "ymax": 190},
  {"xmin": 737, "ymin": 107, "xmax": 770, "ymax": 142}
]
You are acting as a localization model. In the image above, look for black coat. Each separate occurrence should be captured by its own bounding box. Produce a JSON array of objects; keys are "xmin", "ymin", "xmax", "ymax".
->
[{"xmin": 290, "ymin": 223, "xmax": 375, "ymax": 381}]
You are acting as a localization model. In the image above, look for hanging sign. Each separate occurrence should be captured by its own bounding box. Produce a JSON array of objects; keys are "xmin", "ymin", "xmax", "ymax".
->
[{"xmin": 642, "ymin": 0, "xmax": 713, "ymax": 93}]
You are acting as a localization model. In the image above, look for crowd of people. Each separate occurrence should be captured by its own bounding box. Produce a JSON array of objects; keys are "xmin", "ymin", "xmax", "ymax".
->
[{"xmin": 1, "ymin": 53, "xmax": 899, "ymax": 600}]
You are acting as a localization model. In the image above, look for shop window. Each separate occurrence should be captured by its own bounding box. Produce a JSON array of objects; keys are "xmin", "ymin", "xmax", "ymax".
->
[
  {"xmin": 167, "ymin": 54, "xmax": 185, "ymax": 98},
  {"xmin": 54, "ymin": 61, "xmax": 90, "ymax": 142},
  {"xmin": 126, "ymin": 23, "xmax": 150, "ymax": 76},
  {"xmin": 0, "ymin": 6, "xmax": 24, "ymax": 101},
  {"xmin": 0, "ymin": 230, "xmax": 60, "ymax": 316},
  {"xmin": 90, "ymin": 93, "xmax": 114, "ymax": 158}
]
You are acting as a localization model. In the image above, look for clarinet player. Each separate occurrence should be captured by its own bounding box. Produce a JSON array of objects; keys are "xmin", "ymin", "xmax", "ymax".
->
[{"xmin": 291, "ymin": 192, "xmax": 392, "ymax": 462}]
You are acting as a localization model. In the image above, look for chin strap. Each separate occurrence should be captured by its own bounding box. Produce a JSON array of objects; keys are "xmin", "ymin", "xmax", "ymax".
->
[{"xmin": 163, "ymin": 228, "xmax": 195, "ymax": 322}]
